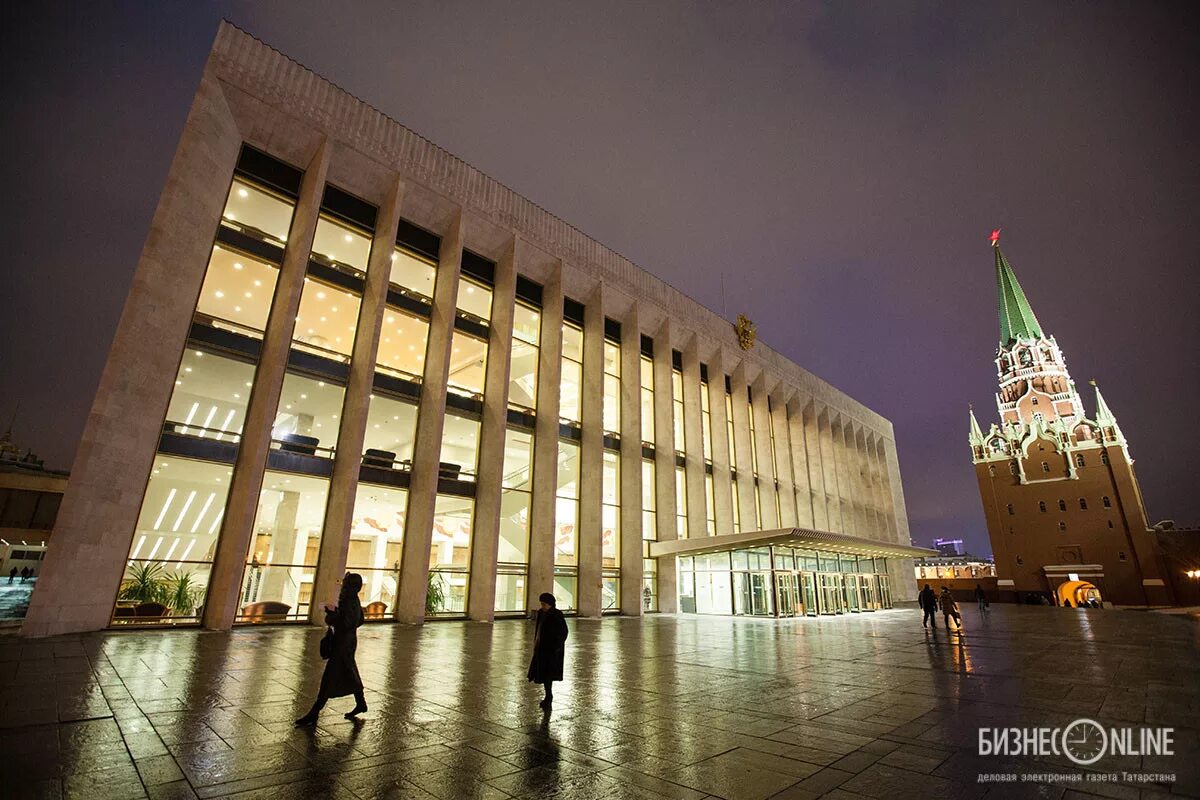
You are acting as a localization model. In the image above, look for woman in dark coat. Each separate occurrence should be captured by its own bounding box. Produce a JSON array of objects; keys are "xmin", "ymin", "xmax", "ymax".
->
[
  {"xmin": 527, "ymin": 592, "xmax": 568, "ymax": 708},
  {"xmin": 295, "ymin": 572, "xmax": 367, "ymax": 725}
]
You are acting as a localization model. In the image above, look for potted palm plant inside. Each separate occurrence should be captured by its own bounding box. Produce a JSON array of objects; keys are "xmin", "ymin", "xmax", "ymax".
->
[
  {"xmin": 118, "ymin": 562, "xmax": 167, "ymax": 605},
  {"xmin": 163, "ymin": 572, "xmax": 204, "ymax": 617},
  {"xmin": 425, "ymin": 571, "xmax": 446, "ymax": 614}
]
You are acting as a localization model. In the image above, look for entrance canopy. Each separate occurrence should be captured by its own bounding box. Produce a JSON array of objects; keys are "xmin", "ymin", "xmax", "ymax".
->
[{"xmin": 649, "ymin": 527, "xmax": 937, "ymax": 560}]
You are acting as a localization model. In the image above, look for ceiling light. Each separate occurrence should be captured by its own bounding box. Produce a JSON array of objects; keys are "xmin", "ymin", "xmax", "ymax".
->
[
  {"xmin": 237, "ymin": 188, "xmax": 249, "ymax": 198},
  {"xmin": 214, "ymin": 291, "xmax": 224, "ymax": 298},
  {"xmin": 233, "ymin": 262, "xmax": 244, "ymax": 270},
  {"xmin": 317, "ymin": 291, "xmax": 326, "ymax": 300},
  {"xmin": 344, "ymin": 234, "xmax": 353, "ymax": 243}
]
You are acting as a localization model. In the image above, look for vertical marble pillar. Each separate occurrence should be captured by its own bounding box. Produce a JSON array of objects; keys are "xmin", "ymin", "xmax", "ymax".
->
[
  {"xmin": 787, "ymin": 397, "xmax": 814, "ymax": 528},
  {"xmin": 467, "ymin": 238, "xmax": 517, "ymax": 621},
  {"xmin": 833, "ymin": 417, "xmax": 858, "ymax": 536},
  {"xmin": 526, "ymin": 265, "xmax": 563, "ymax": 611},
  {"xmin": 817, "ymin": 408, "xmax": 842, "ymax": 533},
  {"xmin": 728, "ymin": 365, "xmax": 757, "ymax": 531},
  {"xmin": 680, "ymin": 337, "xmax": 708, "ymax": 535},
  {"xmin": 772, "ymin": 390, "xmax": 798, "ymax": 528},
  {"xmin": 706, "ymin": 351, "xmax": 734, "ymax": 535},
  {"xmin": 395, "ymin": 212, "xmax": 463, "ymax": 623},
  {"xmin": 203, "ymin": 140, "xmax": 331, "ymax": 631},
  {"xmin": 651, "ymin": 319, "xmax": 678, "ymax": 612},
  {"xmin": 576, "ymin": 284, "xmax": 605, "ymax": 617},
  {"xmin": 803, "ymin": 400, "xmax": 828, "ymax": 530},
  {"xmin": 750, "ymin": 375, "xmax": 778, "ymax": 529},
  {"xmin": 618, "ymin": 302, "xmax": 643, "ymax": 615},
  {"xmin": 309, "ymin": 176, "xmax": 404, "ymax": 623}
]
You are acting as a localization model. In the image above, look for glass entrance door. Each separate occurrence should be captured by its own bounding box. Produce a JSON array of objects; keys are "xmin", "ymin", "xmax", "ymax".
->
[
  {"xmin": 877, "ymin": 575, "xmax": 892, "ymax": 609},
  {"xmin": 818, "ymin": 573, "xmax": 842, "ymax": 614},
  {"xmin": 734, "ymin": 572, "xmax": 773, "ymax": 616},
  {"xmin": 859, "ymin": 574, "xmax": 877, "ymax": 610},
  {"xmin": 775, "ymin": 572, "xmax": 799, "ymax": 617},
  {"xmin": 801, "ymin": 572, "xmax": 817, "ymax": 616},
  {"xmin": 843, "ymin": 573, "xmax": 860, "ymax": 612}
]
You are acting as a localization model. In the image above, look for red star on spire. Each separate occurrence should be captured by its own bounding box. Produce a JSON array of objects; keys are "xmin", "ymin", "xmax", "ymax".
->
[{"xmin": 989, "ymin": 228, "xmax": 1001, "ymax": 246}]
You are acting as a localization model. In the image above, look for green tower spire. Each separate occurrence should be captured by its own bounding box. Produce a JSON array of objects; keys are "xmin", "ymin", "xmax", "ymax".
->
[{"xmin": 993, "ymin": 240, "xmax": 1044, "ymax": 346}]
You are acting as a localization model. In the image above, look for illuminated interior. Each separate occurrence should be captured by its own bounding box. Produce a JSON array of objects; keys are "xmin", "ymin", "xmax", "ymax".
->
[
  {"xmin": 293, "ymin": 277, "xmax": 361, "ymax": 360},
  {"xmin": 195, "ymin": 245, "xmax": 279, "ymax": 336}
]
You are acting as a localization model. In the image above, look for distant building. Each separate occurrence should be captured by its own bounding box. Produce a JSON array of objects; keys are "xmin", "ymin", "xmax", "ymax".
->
[
  {"xmin": 967, "ymin": 234, "xmax": 1189, "ymax": 606},
  {"xmin": 933, "ymin": 538, "xmax": 965, "ymax": 557}
]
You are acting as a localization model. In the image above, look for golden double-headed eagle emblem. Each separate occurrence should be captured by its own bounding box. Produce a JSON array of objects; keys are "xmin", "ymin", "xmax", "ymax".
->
[{"xmin": 735, "ymin": 314, "xmax": 756, "ymax": 351}]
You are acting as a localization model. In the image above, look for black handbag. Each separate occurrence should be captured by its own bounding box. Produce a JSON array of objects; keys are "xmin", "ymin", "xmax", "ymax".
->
[{"xmin": 319, "ymin": 626, "xmax": 334, "ymax": 660}]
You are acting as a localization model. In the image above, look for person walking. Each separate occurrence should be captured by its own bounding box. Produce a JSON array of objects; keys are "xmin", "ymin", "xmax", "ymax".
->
[
  {"xmin": 974, "ymin": 583, "xmax": 989, "ymax": 614},
  {"xmin": 918, "ymin": 583, "xmax": 937, "ymax": 628},
  {"xmin": 7, "ymin": 567, "xmax": 15, "ymax": 584},
  {"xmin": 20, "ymin": 567, "xmax": 29, "ymax": 583},
  {"xmin": 295, "ymin": 573, "xmax": 367, "ymax": 726},
  {"xmin": 528, "ymin": 592, "xmax": 568, "ymax": 710},
  {"xmin": 939, "ymin": 586, "xmax": 962, "ymax": 631}
]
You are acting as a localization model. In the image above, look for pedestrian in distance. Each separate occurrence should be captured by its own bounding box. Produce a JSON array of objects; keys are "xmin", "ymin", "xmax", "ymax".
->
[
  {"xmin": 918, "ymin": 583, "xmax": 937, "ymax": 628},
  {"xmin": 295, "ymin": 572, "xmax": 367, "ymax": 726},
  {"xmin": 7, "ymin": 567, "xmax": 15, "ymax": 584},
  {"xmin": 20, "ymin": 566, "xmax": 29, "ymax": 583},
  {"xmin": 939, "ymin": 586, "xmax": 962, "ymax": 631},
  {"xmin": 528, "ymin": 592, "xmax": 568, "ymax": 710},
  {"xmin": 974, "ymin": 583, "xmax": 989, "ymax": 614}
]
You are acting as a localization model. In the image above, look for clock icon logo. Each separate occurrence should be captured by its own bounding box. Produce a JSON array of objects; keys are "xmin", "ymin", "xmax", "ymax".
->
[{"xmin": 1062, "ymin": 718, "xmax": 1107, "ymax": 765}]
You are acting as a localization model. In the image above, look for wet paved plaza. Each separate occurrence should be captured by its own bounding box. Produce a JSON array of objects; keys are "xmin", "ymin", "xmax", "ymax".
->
[{"xmin": 1, "ymin": 604, "xmax": 1198, "ymax": 800}]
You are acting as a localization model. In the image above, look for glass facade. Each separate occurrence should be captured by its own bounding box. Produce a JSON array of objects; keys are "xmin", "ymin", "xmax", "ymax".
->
[
  {"xmin": 196, "ymin": 246, "xmax": 280, "ymax": 337},
  {"xmin": 560, "ymin": 323, "xmax": 583, "ymax": 424},
  {"xmin": 376, "ymin": 308, "xmax": 429, "ymax": 381},
  {"xmin": 293, "ymin": 277, "xmax": 361, "ymax": 361},
  {"xmin": 509, "ymin": 303, "xmax": 540, "ymax": 411},
  {"xmin": 640, "ymin": 356, "xmax": 655, "ymax": 445},
  {"xmin": 601, "ymin": 450, "xmax": 620, "ymax": 611},
  {"xmin": 347, "ymin": 483, "xmax": 407, "ymax": 618},
  {"xmin": 239, "ymin": 471, "xmax": 329, "ymax": 622},
  {"xmin": 112, "ymin": 456, "xmax": 233, "ymax": 625},
  {"xmin": 496, "ymin": 428, "xmax": 533, "ymax": 612},
  {"xmin": 554, "ymin": 441, "xmax": 579, "ymax": 610},
  {"xmin": 677, "ymin": 549, "xmax": 893, "ymax": 617},
  {"xmin": 429, "ymin": 495, "xmax": 472, "ymax": 615},
  {"xmin": 603, "ymin": 341, "xmax": 620, "ymax": 436}
]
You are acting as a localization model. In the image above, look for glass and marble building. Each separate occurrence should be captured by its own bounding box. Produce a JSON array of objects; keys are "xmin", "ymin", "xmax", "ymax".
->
[{"xmin": 22, "ymin": 23, "xmax": 926, "ymax": 637}]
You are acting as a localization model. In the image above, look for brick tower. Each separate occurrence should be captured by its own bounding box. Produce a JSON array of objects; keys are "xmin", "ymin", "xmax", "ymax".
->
[{"xmin": 968, "ymin": 232, "xmax": 1171, "ymax": 606}]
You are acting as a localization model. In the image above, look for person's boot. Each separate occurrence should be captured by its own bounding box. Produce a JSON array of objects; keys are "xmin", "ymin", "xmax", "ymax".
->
[
  {"xmin": 345, "ymin": 693, "xmax": 368, "ymax": 719},
  {"xmin": 294, "ymin": 711, "xmax": 319, "ymax": 726}
]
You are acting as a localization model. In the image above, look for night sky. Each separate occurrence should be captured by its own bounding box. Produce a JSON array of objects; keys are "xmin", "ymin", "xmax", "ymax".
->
[{"xmin": 3, "ymin": 2, "xmax": 1197, "ymax": 556}]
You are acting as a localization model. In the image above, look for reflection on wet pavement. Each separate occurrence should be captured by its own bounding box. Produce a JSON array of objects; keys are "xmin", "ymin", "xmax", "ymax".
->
[{"xmin": 0, "ymin": 605, "xmax": 1197, "ymax": 799}]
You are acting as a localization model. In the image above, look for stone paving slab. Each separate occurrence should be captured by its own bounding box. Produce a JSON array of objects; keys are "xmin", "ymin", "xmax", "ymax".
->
[{"xmin": 0, "ymin": 604, "xmax": 1197, "ymax": 799}]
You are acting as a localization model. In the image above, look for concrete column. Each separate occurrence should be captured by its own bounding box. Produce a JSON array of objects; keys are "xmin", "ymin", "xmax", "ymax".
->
[
  {"xmin": 849, "ymin": 424, "xmax": 867, "ymax": 537},
  {"xmin": 865, "ymin": 432, "xmax": 886, "ymax": 537},
  {"xmin": 818, "ymin": 408, "xmax": 842, "ymax": 533},
  {"xmin": 23, "ymin": 71, "xmax": 243, "ymax": 638},
  {"xmin": 707, "ymin": 352, "xmax": 734, "ymax": 535},
  {"xmin": 577, "ymin": 284, "xmax": 605, "ymax": 617},
  {"xmin": 680, "ymin": 337, "xmax": 708, "ymax": 535},
  {"xmin": 652, "ymin": 319, "xmax": 678, "ymax": 612},
  {"xmin": 834, "ymin": 418, "xmax": 859, "ymax": 536},
  {"xmin": 787, "ymin": 397, "xmax": 814, "ymax": 528},
  {"xmin": 203, "ymin": 140, "xmax": 331, "ymax": 631},
  {"xmin": 309, "ymin": 176, "xmax": 403, "ymax": 623},
  {"xmin": 854, "ymin": 428, "xmax": 875, "ymax": 537},
  {"xmin": 467, "ymin": 239, "xmax": 517, "ymax": 621},
  {"xmin": 395, "ymin": 212, "xmax": 463, "ymax": 623},
  {"xmin": 750, "ymin": 375, "xmax": 779, "ymax": 529},
  {"xmin": 526, "ymin": 265, "xmax": 562, "ymax": 611},
  {"xmin": 772, "ymin": 390, "xmax": 798, "ymax": 528},
  {"xmin": 618, "ymin": 302, "xmax": 643, "ymax": 615},
  {"xmin": 803, "ymin": 400, "xmax": 828, "ymax": 530},
  {"xmin": 878, "ymin": 438, "xmax": 905, "ymax": 542},
  {"xmin": 728, "ymin": 365, "xmax": 757, "ymax": 531}
]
